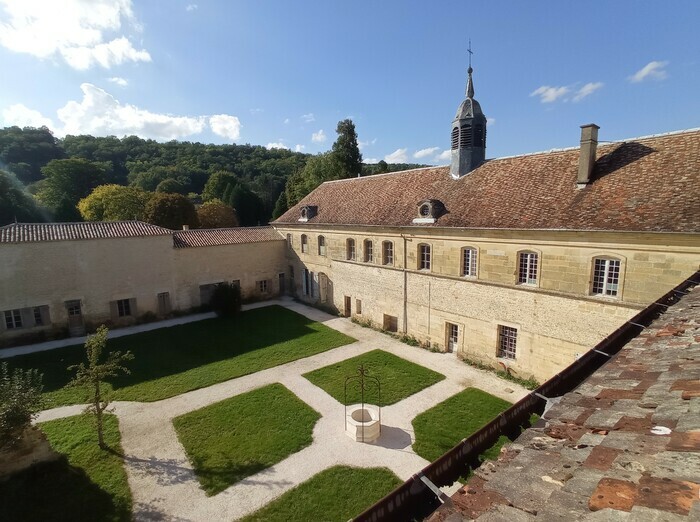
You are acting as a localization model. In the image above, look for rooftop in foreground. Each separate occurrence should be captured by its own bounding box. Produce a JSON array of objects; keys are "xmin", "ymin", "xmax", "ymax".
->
[{"xmin": 430, "ymin": 282, "xmax": 700, "ymax": 521}]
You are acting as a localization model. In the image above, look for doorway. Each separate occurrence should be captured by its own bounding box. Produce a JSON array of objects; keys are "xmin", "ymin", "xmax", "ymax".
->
[
  {"xmin": 446, "ymin": 322, "xmax": 459, "ymax": 353},
  {"xmin": 278, "ymin": 273, "xmax": 285, "ymax": 296},
  {"xmin": 65, "ymin": 300, "xmax": 85, "ymax": 336},
  {"xmin": 344, "ymin": 296, "xmax": 351, "ymax": 317}
]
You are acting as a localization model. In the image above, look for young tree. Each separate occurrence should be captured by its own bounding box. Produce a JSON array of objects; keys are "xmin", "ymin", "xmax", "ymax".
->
[
  {"xmin": 68, "ymin": 326, "xmax": 133, "ymax": 449},
  {"xmin": 331, "ymin": 119, "xmax": 363, "ymax": 179},
  {"xmin": 0, "ymin": 363, "xmax": 43, "ymax": 451}
]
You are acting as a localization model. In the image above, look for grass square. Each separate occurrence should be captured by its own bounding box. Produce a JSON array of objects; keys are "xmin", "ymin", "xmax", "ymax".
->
[
  {"xmin": 303, "ymin": 349, "xmax": 445, "ymax": 406},
  {"xmin": 239, "ymin": 466, "xmax": 402, "ymax": 522},
  {"xmin": 411, "ymin": 387, "xmax": 511, "ymax": 462},
  {"xmin": 173, "ymin": 383, "xmax": 320, "ymax": 496},
  {"xmin": 7, "ymin": 305, "xmax": 355, "ymax": 407}
]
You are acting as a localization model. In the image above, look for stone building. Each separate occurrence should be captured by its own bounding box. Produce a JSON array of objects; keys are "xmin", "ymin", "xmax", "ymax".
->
[{"xmin": 273, "ymin": 66, "xmax": 700, "ymax": 382}]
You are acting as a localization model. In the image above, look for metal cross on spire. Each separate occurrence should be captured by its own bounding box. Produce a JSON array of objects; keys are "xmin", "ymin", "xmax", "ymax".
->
[{"xmin": 467, "ymin": 39, "xmax": 473, "ymax": 69}]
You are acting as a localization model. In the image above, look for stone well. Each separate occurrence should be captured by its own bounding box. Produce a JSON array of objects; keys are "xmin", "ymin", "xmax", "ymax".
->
[{"xmin": 345, "ymin": 404, "xmax": 381, "ymax": 442}]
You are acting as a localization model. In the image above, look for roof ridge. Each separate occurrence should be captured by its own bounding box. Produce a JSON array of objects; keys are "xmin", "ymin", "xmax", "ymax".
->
[{"xmin": 323, "ymin": 165, "xmax": 445, "ymax": 184}]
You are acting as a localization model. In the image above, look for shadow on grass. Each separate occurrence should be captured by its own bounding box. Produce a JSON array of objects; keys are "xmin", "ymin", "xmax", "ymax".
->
[
  {"xmin": 0, "ymin": 456, "xmax": 130, "ymax": 522},
  {"xmin": 193, "ymin": 455, "xmax": 294, "ymax": 496},
  {"xmin": 6, "ymin": 305, "xmax": 331, "ymax": 395}
]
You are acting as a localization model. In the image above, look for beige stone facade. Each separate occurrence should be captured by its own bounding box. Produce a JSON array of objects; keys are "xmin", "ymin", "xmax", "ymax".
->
[
  {"xmin": 0, "ymin": 231, "xmax": 286, "ymax": 345},
  {"xmin": 276, "ymin": 226, "xmax": 700, "ymax": 382}
]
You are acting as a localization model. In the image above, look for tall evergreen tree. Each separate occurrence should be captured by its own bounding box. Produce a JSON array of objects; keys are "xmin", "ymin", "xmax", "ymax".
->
[{"xmin": 331, "ymin": 119, "xmax": 363, "ymax": 178}]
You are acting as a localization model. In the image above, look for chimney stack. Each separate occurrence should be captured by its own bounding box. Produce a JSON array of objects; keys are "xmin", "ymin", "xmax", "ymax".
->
[
  {"xmin": 577, "ymin": 124, "xmax": 599, "ymax": 185},
  {"xmin": 182, "ymin": 224, "xmax": 190, "ymax": 230}
]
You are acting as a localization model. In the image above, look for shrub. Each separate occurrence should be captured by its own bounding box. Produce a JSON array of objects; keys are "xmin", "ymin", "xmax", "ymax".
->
[
  {"xmin": 209, "ymin": 283, "xmax": 242, "ymax": 318},
  {"xmin": 0, "ymin": 363, "xmax": 43, "ymax": 450}
]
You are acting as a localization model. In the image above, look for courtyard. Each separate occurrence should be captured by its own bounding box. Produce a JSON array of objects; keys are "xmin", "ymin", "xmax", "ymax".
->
[{"xmin": 2, "ymin": 300, "xmax": 528, "ymax": 521}]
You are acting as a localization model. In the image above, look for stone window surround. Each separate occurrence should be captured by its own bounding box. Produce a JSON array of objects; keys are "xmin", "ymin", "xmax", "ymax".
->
[
  {"xmin": 318, "ymin": 235, "xmax": 326, "ymax": 256},
  {"xmin": 364, "ymin": 239, "xmax": 374, "ymax": 263},
  {"xmin": 461, "ymin": 246, "xmax": 479, "ymax": 278},
  {"xmin": 346, "ymin": 238, "xmax": 356, "ymax": 261},
  {"xmin": 497, "ymin": 324, "xmax": 518, "ymax": 360},
  {"xmin": 588, "ymin": 253, "xmax": 627, "ymax": 300},
  {"xmin": 300, "ymin": 234, "xmax": 309, "ymax": 254},
  {"xmin": 418, "ymin": 243, "xmax": 432, "ymax": 271},
  {"xmin": 116, "ymin": 298, "xmax": 133, "ymax": 317},
  {"xmin": 517, "ymin": 249, "xmax": 541, "ymax": 287},
  {"xmin": 382, "ymin": 241, "xmax": 394, "ymax": 266}
]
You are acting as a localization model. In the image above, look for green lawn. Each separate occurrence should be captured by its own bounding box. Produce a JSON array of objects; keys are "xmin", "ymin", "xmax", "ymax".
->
[
  {"xmin": 0, "ymin": 414, "xmax": 131, "ymax": 522},
  {"xmin": 6, "ymin": 305, "xmax": 355, "ymax": 408},
  {"xmin": 411, "ymin": 387, "xmax": 512, "ymax": 462},
  {"xmin": 173, "ymin": 383, "xmax": 320, "ymax": 496},
  {"xmin": 239, "ymin": 466, "xmax": 403, "ymax": 522},
  {"xmin": 303, "ymin": 349, "xmax": 445, "ymax": 406}
]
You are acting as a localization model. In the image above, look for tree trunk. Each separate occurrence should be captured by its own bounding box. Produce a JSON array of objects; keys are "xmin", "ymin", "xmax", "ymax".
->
[{"xmin": 94, "ymin": 380, "xmax": 105, "ymax": 449}]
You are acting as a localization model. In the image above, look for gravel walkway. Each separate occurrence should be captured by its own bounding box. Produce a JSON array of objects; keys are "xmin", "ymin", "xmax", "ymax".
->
[{"xmin": 35, "ymin": 300, "xmax": 529, "ymax": 521}]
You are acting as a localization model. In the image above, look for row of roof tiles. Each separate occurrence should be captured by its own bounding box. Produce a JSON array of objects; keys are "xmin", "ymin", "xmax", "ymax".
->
[
  {"xmin": 275, "ymin": 129, "xmax": 700, "ymax": 233},
  {"xmin": 0, "ymin": 221, "xmax": 284, "ymax": 248}
]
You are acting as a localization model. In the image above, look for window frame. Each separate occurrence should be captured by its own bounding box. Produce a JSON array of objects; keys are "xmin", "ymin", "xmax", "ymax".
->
[
  {"xmin": 286, "ymin": 233, "xmax": 293, "ymax": 249},
  {"xmin": 346, "ymin": 238, "xmax": 356, "ymax": 261},
  {"xmin": 364, "ymin": 239, "xmax": 374, "ymax": 263},
  {"xmin": 418, "ymin": 243, "xmax": 431, "ymax": 271},
  {"xmin": 461, "ymin": 247, "xmax": 478, "ymax": 278},
  {"xmin": 517, "ymin": 251, "xmax": 539, "ymax": 286},
  {"xmin": 318, "ymin": 235, "xmax": 326, "ymax": 256},
  {"xmin": 497, "ymin": 325, "xmax": 518, "ymax": 360},
  {"xmin": 4, "ymin": 309, "xmax": 22, "ymax": 329},
  {"xmin": 382, "ymin": 241, "xmax": 394, "ymax": 266},
  {"xmin": 116, "ymin": 298, "xmax": 132, "ymax": 317},
  {"xmin": 258, "ymin": 279, "xmax": 269, "ymax": 293},
  {"xmin": 300, "ymin": 234, "xmax": 308, "ymax": 254},
  {"xmin": 591, "ymin": 257, "xmax": 622, "ymax": 297}
]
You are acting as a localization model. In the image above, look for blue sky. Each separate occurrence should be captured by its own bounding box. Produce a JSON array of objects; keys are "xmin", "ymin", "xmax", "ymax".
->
[{"xmin": 1, "ymin": 1, "xmax": 698, "ymax": 164}]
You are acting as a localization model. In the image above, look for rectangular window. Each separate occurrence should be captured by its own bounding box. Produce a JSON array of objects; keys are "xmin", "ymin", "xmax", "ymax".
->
[
  {"xmin": 117, "ymin": 299, "xmax": 132, "ymax": 317},
  {"xmin": 383, "ymin": 314, "xmax": 398, "ymax": 333},
  {"xmin": 462, "ymin": 248, "xmax": 477, "ymax": 277},
  {"xmin": 258, "ymin": 280, "xmax": 268, "ymax": 293},
  {"xmin": 518, "ymin": 252, "xmax": 538, "ymax": 285},
  {"xmin": 33, "ymin": 307, "xmax": 43, "ymax": 325},
  {"xmin": 383, "ymin": 241, "xmax": 394, "ymax": 266},
  {"xmin": 497, "ymin": 325, "xmax": 518, "ymax": 360},
  {"xmin": 4, "ymin": 309, "xmax": 22, "ymax": 329},
  {"xmin": 66, "ymin": 300, "xmax": 81, "ymax": 316},
  {"xmin": 318, "ymin": 236, "xmax": 326, "ymax": 256},
  {"xmin": 592, "ymin": 258, "xmax": 621, "ymax": 296},
  {"xmin": 356, "ymin": 299, "xmax": 362, "ymax": 315},
  {"xmin": 419, "ymin": 244, "xmax": 431, "ymax": 270},
  {"xmin": 347, "ymin": 239, "xmax": 356, "ymax": 261},
  {"xmin": 364, "ymin": 240, "xmax": 373, "ymax": 263}
]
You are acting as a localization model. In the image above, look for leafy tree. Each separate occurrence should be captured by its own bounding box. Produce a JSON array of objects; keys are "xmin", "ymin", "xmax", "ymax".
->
[
  {"xmin": 271, "ymin": 191, "xmax": 288, "ymax": 219},
  {"xmin": 68, "ymin": 326, "xmax": 133, "ymax": 449},
  {"xmin": 376, "ymin": 160, "xmax": 389, "ymax": 174},
  {"xmin": 143, "ymin": 192, "xmax": 199, "ymax": 230},
  {"xmin": 209, "ymin": 282, "xmax": 242, "ymax": 318},
  {"xmin": 285, "ymin": 153, "xmax": 342, "ymax": 207},
  {"xmin": 77, "ymin": 184, "xmax": 152, "ymax": 221},
  {"xmin": 202, "ymin": 170, "xmax": 238, "ymax": 202},
  {"xmin": 0, "ymin": 169, "xmax": 45, "ymax": 225},
  {"xmin": 36, "ymin": 158, "xmax": 107, "ymax": 213},
  {"xmin": 155, "ymin": 178, "xmax": 188, "ymax": 194},
  {"xmin": 197, "ymin": 199, "xmax": 239, "ymax": 228},
  {"xmin": 332, "ymin": 119, "xmax": 363, "ymax": 178},
  {"xmin": 0, "ymin": 126, "xmax": 64, "ymax": 184},
  {"xmin": 0, "ymin": 363, "xmax": 43, "ymax": 451},
  {"xmin": 227, "ymin": 184, "xmax": 265, "ymax": 226}
]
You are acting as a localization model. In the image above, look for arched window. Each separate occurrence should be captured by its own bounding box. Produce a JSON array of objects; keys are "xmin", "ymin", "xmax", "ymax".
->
[
  {"xmin": 364, "ymin": 239, "xmax": 373, "ymax": 263},
  {"xmin": 300, "ymin": 234, "xmax": 308, "ymax": 254},
  {"xmin": 461, "ymin": 247, "xmax": 477, "ymax": 277},
  {"xmin": 418, "ymin": 243, "xmax": 431, "ymax": 270},
  {"xmin": 518, "ymin": 251, "xmax": 539, "ymax": 285},
  {"xmin": 318, "ymin": 235, "xmax": 326, "ymax": 256},
  {"xmin": 382, "ymin": 241, "xmax": 394, "ymax": 266},
  {"xmin": 346, "ymin": 238, "xmax": 356, "ymax": 261},
  {"xmin": 592, "ymin": 257, "xmax": 621, "ymax": 297},
  {"xmin": 451, "ymin": 127, "xmax": 459, "ymax": 150},
  {"xmin": 460, "ymin": 124, "xmax": 472, "ymax": 148}
]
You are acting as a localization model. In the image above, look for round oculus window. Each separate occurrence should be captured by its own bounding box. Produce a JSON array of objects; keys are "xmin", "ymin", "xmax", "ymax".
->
[{"xmin": 419, "ymin": 204, "xmax": 431, "ymax": 217}]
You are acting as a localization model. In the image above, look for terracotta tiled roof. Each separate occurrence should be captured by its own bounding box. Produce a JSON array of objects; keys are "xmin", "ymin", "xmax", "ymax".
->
[
  {"xmin": 172, "ymin": 226, "xmax": 283, "ymax": 248},
  {"xmin": 275, "ymin": 129, "xmax": 700, "ymax": 233},
  {"xmin": 0, "ymin": 221, "xmax": 172, "ymax": 243},
  {"xmin": 432, "ymin": 282, "xmax": 700, "ymax": 521}
]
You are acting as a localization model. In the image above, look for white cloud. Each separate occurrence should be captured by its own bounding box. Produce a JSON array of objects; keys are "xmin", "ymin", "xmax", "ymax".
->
[
  {"xmin": 573, "ymin": 82, "xmax": 603, "ymax": 102},
  {"xmin": 413, "ymin": 146, "xmax": 440, "ymax": 159},
  {"xmin": 108, "ymin": 76, "xmax": 128, "ymax": 87},
  {"xmin": 385, "ymin": 148, "xmax": 408, "ymax": 163},
  {"xmin": 629, "ymin": 61, "xmax": 669, "ymax": 83},
  {"xmin": 294, "ymin": 144, "xmax": 305, "ymax": 152},
  {"xmin": 266, "ymin": 142, "xmax": 289, "ymax": 150},
  {"xmin": 185, "ymin": 4, "xmax": 198, "ymax": 11},
  {"xmin": 283, "ymin": 118, "xmax": 290, "ymax": 124},
  {"xmin": 0, "ymin": 0, "xmax": 151, "ymax": 70},
  {"xmin": 358, "ymin": 138, "xmax": 376, "ymax": 150},
  {"xmin": 530, "ymin": 85, "xmax": 570, "ymax": 103},
  {"xmin": 487, "ymin": 117, "xmax": 496, "ymax": 126},
  {"xmin": 311, "ymin": 129, "xmax": 326, "ymax": 143},
  {"xmin": 249, "ymin": 108, "xmax": 263, "ymax": 115},
  {"xmin": 2, "ymin": 103, "xmax": 54, "ymax": 128},
  {"xmin": 209, "ymin": 114, "xmax": 241, "ymax": 141},
  {"xmin": 435, "ymin": 149, "xmax": 451, "ymax": 162},
  {"xmin": 363, "ymin": 158, "xmax": 379, "ymax": 164},
  {"xmin": 301, "ymin": 113, "xmax": 315, "ymax": 123}
]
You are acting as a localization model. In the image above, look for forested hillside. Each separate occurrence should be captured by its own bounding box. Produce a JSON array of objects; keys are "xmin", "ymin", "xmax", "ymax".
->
[{"xmin": 0, "ymin": 125, "xmax": 427, "ymax": 228}]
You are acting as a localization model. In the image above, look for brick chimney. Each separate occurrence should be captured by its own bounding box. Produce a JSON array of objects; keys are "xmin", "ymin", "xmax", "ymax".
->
[{"xmin": 577, "ymin": 124, "xmax": 599, "ymax": 185}]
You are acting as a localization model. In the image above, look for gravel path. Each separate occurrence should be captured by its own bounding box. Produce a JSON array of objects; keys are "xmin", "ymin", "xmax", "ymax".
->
[{"xmin": 35, "ymin": 300, "xmax": 529, "ymax": 521}]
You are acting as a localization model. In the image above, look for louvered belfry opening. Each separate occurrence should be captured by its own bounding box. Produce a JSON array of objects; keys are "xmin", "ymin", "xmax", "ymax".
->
[
  {"xmin": 460, "ymin": 124, "xmax": 472, "ymax": 148},
  {"xmin": 451, "ymin": 127, "xmax": 459, "ymax": 150}
]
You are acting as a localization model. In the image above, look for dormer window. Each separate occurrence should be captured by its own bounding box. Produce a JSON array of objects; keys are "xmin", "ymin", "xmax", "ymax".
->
[
  {"xmin": 413, "ymin": 199, "xmax": 445, "ymax": 224},
  {"xmin": 298, "ymin": 205, "xmax": 318, "ymax": 222}
]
